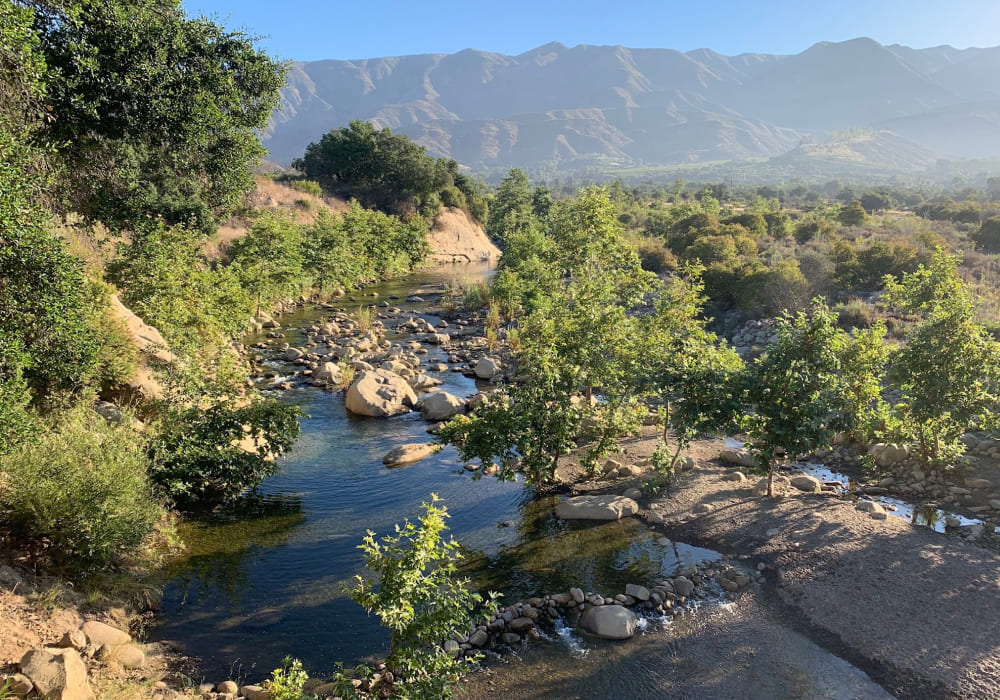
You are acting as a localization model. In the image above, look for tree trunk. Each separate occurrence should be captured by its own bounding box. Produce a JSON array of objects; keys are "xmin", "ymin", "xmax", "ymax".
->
[{"xmin": 767, "ymin": 462, "xmax": 774, "ymax": 498}]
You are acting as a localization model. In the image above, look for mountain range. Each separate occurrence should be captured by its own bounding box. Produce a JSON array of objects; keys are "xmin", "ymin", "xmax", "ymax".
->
[{"xmin": 263, "ymin": 38, "xmax": 1000, "ymax": 176}]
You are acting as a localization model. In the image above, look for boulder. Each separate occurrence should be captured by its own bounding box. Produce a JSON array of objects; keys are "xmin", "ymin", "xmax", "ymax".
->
[
  {"xmin": 723, "ymin": 471, "xmax": 746, "ymax": 482},
  {"xmin": 345, "ymin": 369, "xmax": 417, "ymax": 417},
  {"xmin": 81, "ymin": 621, "xmax": 131, "ymax": 648},
  {"xmin": 672, "ymin": 576, "xmax": 695, "ymax": 597},
  {"xmin": 420, "ymin": 392, "xmax": 466, "ymax": 421},
  {"xmin": 753, "ymin": 476, "xmax": 789, "ymax": 497},
  {"xmin": 868, "ymin": 442, "xmax": 908, "ymax": 467},
  {"xmin": 313, "ymin": 361, "xmax": 343, "ymax": 385},
  {"xmin": 625, "ymin": 583, "xmax": 650, "ymax": 602},
  {"xmin": 856, "ymin": 500, "xmax": 885, "ymax": 515},
  {"xmin": 240, "ymin": 686, "xmax": 270, "ymax": 700},
  {"xmin": 475, "ymin": 357, "xmax": 501, "ymax": 380},
  {"xmin": 409, "ymin": 373, "xmax": 443, "ymax": 391},
  {"xmin": 20, "ymin": 648, "xmax": 93, "ymax": 700},
  {"xmin": 965, "ymin": 478, "xmax": 992, "ymax": 489},
  {"xmin": 217, "ymin": 681, "xmax": 239, "ymax": 694},
  {"xmin": 555, "ymin": 495, "xmax": 639, "ymax": 521},
  {"xmin": 720, "ymin": 448, "xmax": 756, "ymax": 468},
  {"xmin": 468, "ymin": 629, "xmax": 489, "ymax": 647},
  {"xmin": 55, "ymin": 630, "xmax": 88, "ymax": 650},
  {"xmin": 790, "ymin": 475, "xmax": 822, "ymax": 493},
  {"xmin": 578, "ymin": 605, "xmax": 638, "ymax": 640},
  {"xmin": 382, "ymin": 443, "xmax": 440, "ymax": 467},
  {"xmin": 97, "ymin": 643, "xmax": 145, "ymax": 670}
]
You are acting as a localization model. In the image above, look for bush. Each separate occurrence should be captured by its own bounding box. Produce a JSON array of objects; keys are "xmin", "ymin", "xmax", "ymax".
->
[
  {"xmin": 336, "ymin": 496, "xmax": 496, "ymax": 700},
  {"xmin": 150, "ymin": 397, "xmax": 300, "ymax": 506},
  {"xmin": 288, "ymin": 179, "xmax": 324, "ymax": 197},
  {"xmin": 0, "ymin": 406, "xmax": 160, "ymax": 575}
]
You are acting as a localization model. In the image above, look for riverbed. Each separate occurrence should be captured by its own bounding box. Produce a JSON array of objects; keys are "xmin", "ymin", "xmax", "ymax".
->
[{"xmin": 153, "ymin": 263, "xmax": 895, "ymax": 698}]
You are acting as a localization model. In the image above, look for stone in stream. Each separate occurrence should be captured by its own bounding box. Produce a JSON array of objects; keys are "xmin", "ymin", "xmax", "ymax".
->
[
  {"xmin": 419, "ymin": 391, "xmax": 466, "ymax": 421},
  {"xmin": 673, "ymin": 576, "xmax": 695, "ymax": 597},
  {"xmin": 345, "ymin": 369, "xmax": 417, "ymax": 417},
  {"xmin": 313, "ymin": 361, "xmax": 343, "ymax": 385},
  {"xmin": 474, "ymin": 356, "xmax": 501, "ymax": 380},
  {"xmin": 382, "ymin": 443, "xmax": 441, "ymax": 467},
  {"xmin": 855, "ymin": 500, "xmax": 885, "ymax": 515},
  {"xmin": 625, "ymin": 583, "xmax": 650, "ymax": 602},
  {"xmin": 578, "ymin": 605, "xmax": 638, "ymax": 640},
  {"xmin": 555, "ymin": 495, "xmax": 639, "ymax": 521}
]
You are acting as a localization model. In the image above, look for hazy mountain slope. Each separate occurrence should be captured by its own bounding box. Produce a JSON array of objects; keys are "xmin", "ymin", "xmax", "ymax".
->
[{"xmin": 263, "ymin": 38, "xmax": 1000, "ymax": 172}]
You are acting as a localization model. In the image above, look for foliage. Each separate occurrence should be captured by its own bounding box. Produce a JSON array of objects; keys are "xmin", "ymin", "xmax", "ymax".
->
[
  {"xmin": 0, "ymin": 127, "xmax": 99, "ymax": 398},
  {"xmin": 838, "ymin": 322, "xmax": 890, "ymax": 445},
  {"xmin": 26, "ymin": 0, "xmax": 285, "ymax": 232},
  {"xmin": 741, "ymin": 301, "xmax": 849, "ymax": 496},
  {"xmin": 0, "ymin": 404, "xmax": 161, "ymax": 575},
  {"xmin": 0, "ymin": 333, "xmax": 35, "ymax": 454},
  {"xmin": 294, "ymin": 121, "xmax": 487, "ymax": 219},
  {"xmin": 149, "ymin": 397, "xmax": 301, "ymax": 506},
  {"xmin": 266, "ymin": 657, "xmax": 315, "ymax": 700},
  {"xmin": 108, "ymin": 220, "xmax": 252, "ymax": 353},
  {"xmin": 337, "ymin": 496, "xmax": 496, "ymax": 700},
  {"xmin": 884, "ymin": 250, "xmax": 1000, "ymax": 466},
  {"xmin": 230, "ymin": 212, "xmax": 306, "ymax": 316}
]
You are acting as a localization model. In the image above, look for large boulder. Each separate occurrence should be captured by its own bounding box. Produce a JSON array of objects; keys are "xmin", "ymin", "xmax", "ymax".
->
[
  {"xmin": 20, "ymin": 648, "xmax": 94, "ymax": 700},
  {"xmin": 790, "ymin": 474, "xmax": 822, "ymax": 493},
  {"xmin": 475, "ymin": 357, "xmax": 501, "ymax": 380},
  {"xmin": 345, "ymin": 369, "xmax": 417, "ymax": 417},
  {"xmin": 81, "ymin": 621, "xmax": 131, "ymax": 648},
  {"xmin": 555, "ymin": 495, "xmax": 639, "ymax": 521},
  {"xmin": 578, "ymin": 605, "xmax": 638, "ymax": 640},
  {"xmin": 382, "ymin": 443, "xmax": 441, "ymax": 467},
  {"xmin": 420, "ymin": 392, "xmax": 466, "ymax": 421},
  {"xmin": 720, "ymin": 448, "xmax": 757, "ymax": 468}
]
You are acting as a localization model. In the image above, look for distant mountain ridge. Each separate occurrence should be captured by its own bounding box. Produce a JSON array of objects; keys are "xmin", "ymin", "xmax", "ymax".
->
[{"xmin": 263, "ymin": 38, "xmax": 1000, "ymax": 174}]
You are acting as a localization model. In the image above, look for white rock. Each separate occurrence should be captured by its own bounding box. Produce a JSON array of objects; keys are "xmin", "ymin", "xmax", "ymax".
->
[
  {"xmin": 555, "ymin": 495, "xmax": 640, "ymax": 521},
  {"xmin": 475, "ymin": 357, "xmax": 501, "ymax": 380},
  {"xmin": 790, "ymin": 475, "xmax": 822, "ymax": 493},
  {"xmin": 345, "ymin": 369, "xmax": 417, "ymax": 417},
  {"xmin": 419, "ymin": 392, "xmax": 466, "ymax": 421},
  {"xmin": 382, "ymin": 443, "xmax": 440, "ymax": 467}
]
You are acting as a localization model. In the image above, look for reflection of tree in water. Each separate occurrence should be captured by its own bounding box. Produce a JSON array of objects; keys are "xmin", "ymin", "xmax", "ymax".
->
[
  {"xmin": 459, "ymin": 495, "xmax": 662, "ymax": 601},
  {"xmin": 164, "ymin": 493, "xmax": 305, "ymax": 605}
]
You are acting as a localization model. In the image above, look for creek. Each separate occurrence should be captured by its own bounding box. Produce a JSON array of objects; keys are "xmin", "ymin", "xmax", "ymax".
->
[
  {"xmin": 154, "ymin": 263, "xmax": 896, "ymax": 698},
  {"xmin": 152, "ymin": 263, "xmax": 719, "ymax": 683}
]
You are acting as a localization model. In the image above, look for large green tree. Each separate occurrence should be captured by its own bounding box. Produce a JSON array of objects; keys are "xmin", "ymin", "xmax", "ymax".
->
[{"xmin": 21, "ymin": 0, "xmax": 285, "ymax": 232}]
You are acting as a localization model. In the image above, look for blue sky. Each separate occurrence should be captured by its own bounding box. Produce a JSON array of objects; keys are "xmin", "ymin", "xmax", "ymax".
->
[{"xmin": 180, "ymin": 0, "xmax": 1000, "ymax": 62}]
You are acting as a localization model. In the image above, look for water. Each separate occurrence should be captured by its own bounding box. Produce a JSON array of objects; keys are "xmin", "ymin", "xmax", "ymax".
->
[{"xmin": 153, "ymin": 263, "xmax": 713, "ymax": 680}]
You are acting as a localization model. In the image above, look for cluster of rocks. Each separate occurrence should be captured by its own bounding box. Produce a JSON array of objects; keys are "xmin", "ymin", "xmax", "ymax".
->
[
  {"xmin": 2, "ymin": 620, "xmax": 146, "ymax": 700},
  {"xmin": 729, "ymin": 319, "xmax": 777, "ymax": 359},
  {"xmin": 447, "ymin": 555, "xmax": 756, "ymax": 660}
]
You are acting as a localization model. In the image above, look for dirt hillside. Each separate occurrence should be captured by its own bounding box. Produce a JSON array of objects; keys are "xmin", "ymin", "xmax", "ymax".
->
[{"xmin": 427, "ymin": 208, "xmax": 501, "ymax": 263}]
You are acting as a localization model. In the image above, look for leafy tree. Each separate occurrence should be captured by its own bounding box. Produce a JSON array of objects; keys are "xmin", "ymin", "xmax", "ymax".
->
[
  {"xmin": 150, "ymin": 396, "xmax": 301, "ymax": 505},
  {"xmin": 973, "ymin": 216, "xmax": 1000, "ymax": 253},
  {"xmin": 742, "ymin": 301, "xmax": 848, "ymax": 496},
  {"xmin": 24, "ymin": 0, "xmax": 285, "ymax": 232},
  {"xmin": 230, "ymin": 213, "xmax": 306, "ymax": 316},
  {"xmin": 838, "ymin": 200, "xmax": 867, "ymax": 226},
  {"xmin": 884, "ymin": 251, "xmax": 1000, "ymax": 466},
  {"xmin": 485, "ymin": 168, "xmax": 535, "ymax": 245},
  {"xmin": 337, "ymin": 496, "xmax": 496, "ymax": 700}
]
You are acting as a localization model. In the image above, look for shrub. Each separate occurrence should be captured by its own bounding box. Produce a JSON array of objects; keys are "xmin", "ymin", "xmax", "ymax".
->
[
  {"xmin": 149, "ymin": 397, "xmax": 300, "ymax": 506},
  {"xmin": 0, "ymin": 405, "xmax": 160, "ymax": 575},
  {"xmin": 288, "ymin": 179, "xmax": 323, "ymax": 197},
  {"xmin": 266, "ymin": 657, "xmax": 314, "ymax": 700},
  {"xmin": 335, "ymin": 496, "xmax": 497, "ymax": 700}
]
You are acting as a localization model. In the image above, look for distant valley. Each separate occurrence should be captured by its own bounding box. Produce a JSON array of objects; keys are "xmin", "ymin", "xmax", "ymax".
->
[{"xmin": 264, "ymin": 38, "xmax": 1000, "ymax": 179}]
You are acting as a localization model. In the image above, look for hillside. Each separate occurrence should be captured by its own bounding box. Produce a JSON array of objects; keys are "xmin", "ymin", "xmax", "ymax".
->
[{"xmin": 264, "ymin": 38, "xmax": 1000, "ymax": 175}]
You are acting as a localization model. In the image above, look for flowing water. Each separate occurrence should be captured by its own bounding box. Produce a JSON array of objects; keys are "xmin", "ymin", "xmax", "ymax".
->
[
  {"xmin": 153, "ymin": 263, "xmax": 719, "ymax": 681},
  {"xmin": 154, "ymin": 264, "xmax": 892, "ymax": 697}
]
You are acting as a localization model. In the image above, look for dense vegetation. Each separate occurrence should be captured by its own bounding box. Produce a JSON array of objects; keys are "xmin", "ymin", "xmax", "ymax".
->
[
  {"xmin": 0, "ymin": 1, "xmax": 437, "ymax": 579},
  {"xmin": 294, "ymin": 120, "xmax": 489, "ymax": 222},
  {"xmin": 441, "ymin": 172, "xmax": 1000, "ymax": 497}
]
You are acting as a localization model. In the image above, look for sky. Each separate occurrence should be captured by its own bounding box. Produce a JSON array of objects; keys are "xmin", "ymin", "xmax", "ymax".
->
[{"xmin": 179, "ymin": 0, "xmax": 1000, "ymax": 62}]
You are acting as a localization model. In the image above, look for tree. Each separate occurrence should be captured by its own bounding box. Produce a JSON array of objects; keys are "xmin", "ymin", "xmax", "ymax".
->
[
  {"xmin": 884, "ymin": 251, "xmax": 1000, "ymax": 466},
  {"xmin": 973, "ymin": 216, "xmax": 1000, "ymax": 253},
  {"xmin": 742, "ymin": 301, "xmax": 848, "ymax": 496},
  {"xmin": 25, "ymin": 0, "xmax": 285, "ymax": 232},
  {"xmin": 485, "ymin": 168, "xmax": 534, "ymax": 245},
  {"xmin": 838, "ymin": 200, "xmax": 867, "ymax": 226},
  {"xmin": 339, "ymin": 496, "xmax": 496, "ymax": 700}
]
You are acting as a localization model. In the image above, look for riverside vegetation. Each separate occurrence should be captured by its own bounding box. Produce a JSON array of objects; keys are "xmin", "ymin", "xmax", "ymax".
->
[{"xmin": 6, "ymin": 2, "xmax": 1000, "ymax": 698}]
